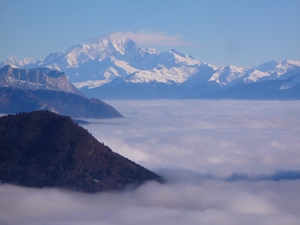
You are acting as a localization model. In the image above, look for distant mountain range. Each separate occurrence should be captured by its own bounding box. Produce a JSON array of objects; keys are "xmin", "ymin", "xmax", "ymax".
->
[
  {"xmin": 0, "ymin": 110, "xmax": 161, "ymax": 192},
  {"xmin": 1, "ymin": 38, "xmax": 300, "ymax": 99}
]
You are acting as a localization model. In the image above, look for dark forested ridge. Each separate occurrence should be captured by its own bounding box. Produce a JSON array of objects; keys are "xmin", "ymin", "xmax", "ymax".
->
[{"xmin": 0, "ymin": 111, "xmax": 162, "ymax": 192}]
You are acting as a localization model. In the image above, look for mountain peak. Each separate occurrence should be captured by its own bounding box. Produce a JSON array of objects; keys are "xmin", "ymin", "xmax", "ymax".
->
[
  {"xmin": 256, "ymin": 60, "xmax": 279, "ymax": 72},
  {"xmin": 123, "ymin": 38, "xmax": 138, "ymax": 52},
  {"xmin": 94, "ymin": 37, "xmax": 138, "ymax": 55},
  {"xmin": 281, "ymin": 60, "xmax": 300, "ymax": 67},
  {"xmin": 1, "ymin": 56, "xmax": 35, "ymax": 68},
  {"xmin": 7, "ymin": 55, "xmax": 19, "ymax": 62}
]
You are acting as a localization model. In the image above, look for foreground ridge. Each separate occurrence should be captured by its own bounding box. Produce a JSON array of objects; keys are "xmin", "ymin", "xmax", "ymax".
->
[{"xmin": 0, "ymin": 111, "xmax": 162, "ymax": 192}]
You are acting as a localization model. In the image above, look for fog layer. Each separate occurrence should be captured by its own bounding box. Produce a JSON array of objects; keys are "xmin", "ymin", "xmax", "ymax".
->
[{"xmin": 1, "ymin": 100, "xmax": 300, "ymax": 224}]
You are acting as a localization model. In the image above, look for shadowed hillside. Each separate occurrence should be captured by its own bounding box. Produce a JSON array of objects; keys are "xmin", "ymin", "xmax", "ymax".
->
[{"xmin": 0, "ymin": 87, "xmax": 124, "ymax": 118}]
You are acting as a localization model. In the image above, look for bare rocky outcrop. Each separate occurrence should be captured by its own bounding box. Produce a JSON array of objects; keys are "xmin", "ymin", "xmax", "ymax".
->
[{"xmin": 0, "ymin": 65, "xmax": 84, "ymax": 96}]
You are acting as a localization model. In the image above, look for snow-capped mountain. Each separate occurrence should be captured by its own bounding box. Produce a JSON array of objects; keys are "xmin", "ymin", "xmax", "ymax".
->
[
  {"xmin": 2, "ymin": 38, "xmax": 300, "ymax": 99},
  {"xmin": 235, "ymin": 60, "xmax": 300, "ymax": 85},
  {"xmin": 4, "ymin": 38, "xmax": 204, "ymax": 86}
]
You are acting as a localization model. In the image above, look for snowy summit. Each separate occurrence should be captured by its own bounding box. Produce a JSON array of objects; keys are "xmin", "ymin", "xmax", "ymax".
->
[{"xmin": 1, "ymin": 38, "xmax": 300, "ymax": 99}]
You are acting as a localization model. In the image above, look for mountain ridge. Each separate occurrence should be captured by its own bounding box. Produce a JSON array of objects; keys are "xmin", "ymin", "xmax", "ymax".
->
[{"xmin": 2, "ymin": 38, "xmax": 300, "ymax": 99}]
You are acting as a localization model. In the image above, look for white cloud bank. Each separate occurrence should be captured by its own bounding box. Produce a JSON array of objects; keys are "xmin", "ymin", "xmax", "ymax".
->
[
  {"xmin": 82, "ymin": 31, "xmax": 194, "ymax": 47},
  {"xmin": 1, "ymin": 100, "xmax": 300, "ymax": 224},
  {"xmin": 1, "ymin": 179, "xmax": 300, "ymax": 225},
  {"xmin": 86, "ymin": 100, "xmax": 300, "ymax": 176}
]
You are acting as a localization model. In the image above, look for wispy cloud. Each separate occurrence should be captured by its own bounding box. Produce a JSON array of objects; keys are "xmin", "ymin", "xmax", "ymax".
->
[{"xmin": 82, "ymin": 31, "xmax": 194, "ymax": 46}]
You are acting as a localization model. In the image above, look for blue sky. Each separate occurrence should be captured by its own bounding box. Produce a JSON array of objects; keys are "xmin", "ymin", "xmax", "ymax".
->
[{"xmin": 0, "ymin": 0, "xmax": 299, "ymax": 66}]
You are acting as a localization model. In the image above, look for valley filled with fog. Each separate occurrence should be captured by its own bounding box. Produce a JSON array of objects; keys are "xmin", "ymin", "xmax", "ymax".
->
[{"xmin": 1, "ymin": 100, "xmax": 300, "ymax": 225}]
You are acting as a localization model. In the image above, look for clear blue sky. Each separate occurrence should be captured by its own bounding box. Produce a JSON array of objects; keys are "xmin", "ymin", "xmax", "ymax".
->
[{"xmin": 1, "ymin": 0, "xmax": 299, "ymax": 67}]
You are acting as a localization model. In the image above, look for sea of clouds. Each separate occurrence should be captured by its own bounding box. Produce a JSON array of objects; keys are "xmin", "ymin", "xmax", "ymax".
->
[{"xmin": 1, "ymin": 100, "xmax": 300, "ymax": 225}]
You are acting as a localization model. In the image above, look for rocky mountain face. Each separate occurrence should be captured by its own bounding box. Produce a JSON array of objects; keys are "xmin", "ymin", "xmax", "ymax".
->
[
  {"xmin": 0, "ymin": 87, "xmax": 123, "ymax": 118},
  {"xmin": 2, "ymin": 38, "xmax": 300, "ymax": 99},
  {"xmin": 0, "ymin": 65, "xmax": 124, "ymax": 118},
  {"xmin": 0, "ymin": 111, "xmax": 162, "ymax": 192},
  {"xmin": 0, "ymin": 65, "xmax": 83, "ymax": 96}
]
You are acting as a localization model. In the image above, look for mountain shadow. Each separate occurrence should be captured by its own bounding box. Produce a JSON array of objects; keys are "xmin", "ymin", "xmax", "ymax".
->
[{"xmin": 0, "ymin": 87, "xmax": 123, "ymax": 118}]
